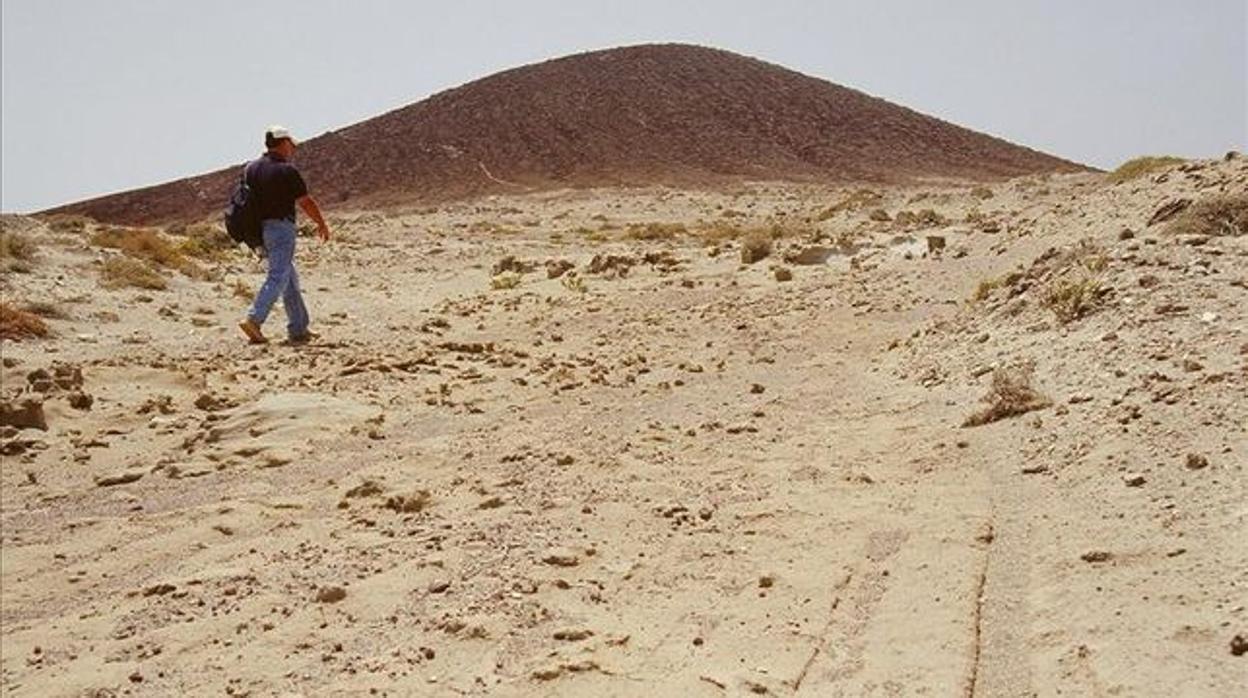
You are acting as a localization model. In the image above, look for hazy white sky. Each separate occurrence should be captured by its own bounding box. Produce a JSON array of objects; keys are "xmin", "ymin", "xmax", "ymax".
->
[{"xmin": 2, "ymin": 0, "xmax": 1245, "ymax": 212}]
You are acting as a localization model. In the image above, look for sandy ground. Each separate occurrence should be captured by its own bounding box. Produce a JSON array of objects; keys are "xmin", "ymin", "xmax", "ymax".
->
[{"xmin": 2, "ymin": 158, "xmax": 1246, "ymax": 697}]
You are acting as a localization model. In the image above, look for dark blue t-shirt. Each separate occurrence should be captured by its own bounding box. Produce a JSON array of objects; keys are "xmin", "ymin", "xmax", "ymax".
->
[{"xmin": 247, "ymin": 152, "xmax": 308, "ymax": 222}]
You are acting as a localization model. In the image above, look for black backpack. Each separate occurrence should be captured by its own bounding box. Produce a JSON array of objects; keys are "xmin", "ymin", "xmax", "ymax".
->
[{"xmin": 224, "ymin": 161, "xmax": 263, "ymax": 250}]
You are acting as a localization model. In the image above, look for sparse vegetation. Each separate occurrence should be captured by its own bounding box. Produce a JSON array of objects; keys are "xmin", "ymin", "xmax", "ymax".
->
[
  {"xmin": 42, "ymin": 214, "xmax": 93, "ymax": 234},
  {"xmin": 1042, "ymin": 277, "xmax": 1105, "ymax": 323},
  {"xmin": 230, "ymin": 279, "xmax": 253, "ymax": 300},
  {"xmin": 91, "ymin": 226, "xmax": 205, "ymax": 277},
  {"xmin": 21, "ymin": 301, "xmax": 69, "ymax": 320},
  {"xmin": 0, "ymin": 230, "xmax": 39, "ymax": 272},
  {"xmin": 963, "ymin": 364, "xmax": 1051, "ymax": 427},
  {"xmin": 561, "ymin": 273, "xmax": 588, "ymax": 293},
  {"xmin": 490, "ymin": 271, "xmax": 522, "ymax": 290},
  {"xmin": 893, "ymin": 209, "xmax": 947, "ymax": 229},
  {"xmin": 816, "ymin": 189, "xmax": 882, "ymax": 220},
  {"xmin": 625, "ymin": 222, "xmax": 687, "ymax": 241},
  {"xmin": 1107, "ymin": 156, "xmax": 1184, "ymax": 183},
  {"xmin": 100, "ymin": 256, "xmax": 167, "ymax": 290},
  {"xmin": 1164, "ymin": 195, "xmax": 1248, "ymax": 237},
  {"xmin": 970, "ymin": 186, "xmax": 995, "ymax": 199},
  {"xmin": 0, "ymin": 302, "xmax": 50, "ymax": 341},
  {"xmin": 173, "ymin": 223, "xmax": 236, "ymax": 261}
]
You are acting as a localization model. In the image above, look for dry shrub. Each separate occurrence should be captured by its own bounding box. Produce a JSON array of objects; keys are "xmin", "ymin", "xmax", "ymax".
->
[
  {"xmin": 1, "ymin": 230, "xmax": 38, "ymax": 261},
  {"xmin": 230, "ymin": 279, "xmax": 253, "ymax": 300},
  {"xmin": 817, "ymin": 189, "xmax": 882, "ymax": 220},
  {"xmin": 101, "ymin": 256, "xmax": 167, "ymax": 290},
  {"xmin": 174, "ymin": 223, "xmax": 236, "ymax": 261},
  {"xmin": 384, "ymin": 490, "xmax": 431, "ymax": 513},
  {"xmin": 625, "ymin": 222, "xmax": 687, "ymax": 241},
  {"xmin": 91, "ymin": 226, "xmax": 204, "ymax": 277},
  {"xmin": 561, "ymin": 273, "xmax": 588, "ymax": 293},
  {"xmin": 0, "ymin": 302, "xmax": 50, "ymax": 340},
  {"xmin": 21, "ymin": 301, "xmax": 69, "ymax": 319},
  {"xmin": 740, "ymin": 233, "xmax": 772, "ymax": 264},
  {"xmin": 1042, "ymin": 277, "xmax": 1105, "ymax": 323},
  {"xmin": 1164, "ymin": 195, "xmax": 1248, "ymax": 237},
  {"xmin": 42, "ymin": 214, "xmax": 94, "ymax": 234},
  {"xmin": 894, "ymin": 209, "xmax": 947, "ymax": 229},
  {"xmin": 490, "ymin": 271, "xmax": 522, "ymax": 290},
  {"xmin": 963, "ymin": 364, "xmax": 1051, "ymax": 427},
  {"xmin": 1107, "ymin": 156, "xmax": 1184, "ymax": 183},
  {"xmin": 971, "ymin": 278, "xmax": 1001, "ymax": 303}
]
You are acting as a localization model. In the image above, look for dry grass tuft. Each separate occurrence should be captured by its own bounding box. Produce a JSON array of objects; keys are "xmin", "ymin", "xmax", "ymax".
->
[
  {"xmin": 817, "ymin": 189, "xmax": 882, "ymax": 220},
  {"xmin": 174, "ymin": 223, "xmax": 237, "ymax": 261},
  {"xmin": 230, "ymin": 279, "xmax": 253, "ymax": 300},
  {"xmin": 0, "ymin": 302, "xmax": 50, "ymax": 341},
  {"xmin": 91, "ymin": 226, "xmax": 205, "ymax": 277},
  {"xmin": 21, "ymin": 301, "xmax": 70, "ymax": 320},
  {"xmin": 963, "ymin": 364, "xmax": 1051, "ymax": 427},
  {"xmin": 490, "ymin": 271, "xmax": 522, "ymax": 290},
  {"xmin": 893, "ymin": 209, "xmax": 947, "ymax": 229},
  {"xmin": 101, "ymin": 256, "xmax": 167, "ymax": 290},
  {"xmin": 42, "ymin": 214, "xmax": 94, "ymax": 234},
  {"xmin": 1107, "ymin": 156, "xmax": 1184, "ymax": 183},
  {"xmin": 561, "ymin": 273, "xmax": 588, "ymax": 293},
  {"xmin": 626, "ymin": 222, "xmax": 687, "ymax": 241},
  {"xmin": 1041, "ymin": 277, "xmax": 1104, "ymax": 324},
  {"xmin": 1, "ymin": 230, "xmax": 39, "ymax": 260},
  {"xmin": 1164, "ymin": 195, "xmax": 1248, "ymax": 237}
]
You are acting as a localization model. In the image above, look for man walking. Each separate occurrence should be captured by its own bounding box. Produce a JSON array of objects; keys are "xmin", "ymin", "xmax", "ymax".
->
[{"xmin": 238, "ymin": 125, "xmax": 331, "ymax": 344}]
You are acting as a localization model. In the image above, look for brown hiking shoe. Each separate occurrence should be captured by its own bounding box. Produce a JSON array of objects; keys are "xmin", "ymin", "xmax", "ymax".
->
[{"xmin": 239, "ymin": 319, "xmax": 268, "ymax": 344}]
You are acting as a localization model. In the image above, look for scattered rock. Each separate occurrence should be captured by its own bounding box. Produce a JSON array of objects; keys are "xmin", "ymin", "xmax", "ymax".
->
[
  {"xmin": 1185, "ymin": 453, "xmax": 1209, "ymax": 470},
  {"xmin": 1122, "ymin": 473, "xmax": 1147, "ymax": 487},
  {"xmin": 492, "ymin": 256, "xmax": 536, "ymax": 276},
  {"xmin": 95, "ymin": 469, "xmax": 144, "ymax": 487},
  {"xmin": 1231, "ymin": 634, "xmax": 1247, "ymax": 657},
  {"xmin": 345, "ymin": 480, "xmax": 385, "ymax": 498},
  {"xmin": 315, "ymin": 586, "xmax": 347, "ymax": 603},
  {"xmin": 1080, "ymin": 551, "xmax": 1112, "ymax": 563},
  {"xmin": 66, "ymin": 392, "xmax": 94, "ymax": 410},
  {"xmin": 1146, "ymin": 199, "xmax": 1191, "ymax": 227},
  {"xmin": 773, "ymin": 266, "xmax": 793, "ymax": 282},
  {"xmin": 542, "ymin": 549, "xmax": 580, "ymax": 567},
  {"xmin": 553, "ymin": 628, "xmax": 593, "ymax": 641},
  {"xmin": 0, "ymin": 399, "xmax": 47, "ymax": 431},
  {"xmin": 428, "ymin": 579, "xmax": 451, "ymax": 594},
  {"xmin": 545, "ymin": 259, "xmax": 574, "ymax": 279},
  {"xmin": 384, "ymin": 490, "xmax": 432, "ymax": 513},
  {"xmin": 926, "ymin": 235, "xmax": 946, "ymax": 254},
  {"xmin": 783, "ymin": 246, "xmax": 834, "ymax": 265}
]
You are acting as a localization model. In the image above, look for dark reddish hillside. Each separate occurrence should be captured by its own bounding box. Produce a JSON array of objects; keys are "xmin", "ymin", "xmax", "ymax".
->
[{"xmin": 45, "ymin": 43, "xmax": 1087, "ymax": 224}]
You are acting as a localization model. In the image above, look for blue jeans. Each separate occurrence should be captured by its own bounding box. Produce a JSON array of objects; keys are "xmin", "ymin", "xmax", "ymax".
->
[{"xmin": 247, "ymin": 219, "xmax": 309, "ymax": 337}]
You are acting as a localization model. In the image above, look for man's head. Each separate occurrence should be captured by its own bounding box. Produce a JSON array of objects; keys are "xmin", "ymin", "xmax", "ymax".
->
[{"xmin": 265, "ymin": 125, "xmax": 298, "ymax": 159}]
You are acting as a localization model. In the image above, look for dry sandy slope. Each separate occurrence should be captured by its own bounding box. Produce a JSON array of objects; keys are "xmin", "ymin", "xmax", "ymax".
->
[{"xmin": 2, "ymin": 157, "xmax": 1245, "ymax": 696}]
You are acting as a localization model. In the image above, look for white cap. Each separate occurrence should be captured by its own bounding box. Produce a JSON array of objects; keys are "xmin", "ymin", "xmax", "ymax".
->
[{"xmin": 266, "ymin": 125, "xmax": 297, "ymax": 146}]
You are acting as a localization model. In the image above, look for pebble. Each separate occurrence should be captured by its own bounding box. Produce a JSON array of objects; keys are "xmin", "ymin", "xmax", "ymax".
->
[{"xmin": 315, "ymin": 586, "xmax": 347, "ymax": 603}]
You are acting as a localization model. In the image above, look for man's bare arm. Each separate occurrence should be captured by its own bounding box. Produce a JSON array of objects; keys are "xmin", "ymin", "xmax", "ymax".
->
[{"xmin": 297, "ymin": 195, "xmax": 331, "ymax": 241}]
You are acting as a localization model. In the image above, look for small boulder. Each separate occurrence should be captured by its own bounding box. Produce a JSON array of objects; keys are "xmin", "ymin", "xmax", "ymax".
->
[{"xmin": 0, "ymin": 399, "xmax": 47, "ymax": 431}]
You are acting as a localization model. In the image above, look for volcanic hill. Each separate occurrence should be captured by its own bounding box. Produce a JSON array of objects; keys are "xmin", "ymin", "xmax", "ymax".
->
[{"xmin": 46, "ymin": 43, "xmax": 1087, "ymax": 224}]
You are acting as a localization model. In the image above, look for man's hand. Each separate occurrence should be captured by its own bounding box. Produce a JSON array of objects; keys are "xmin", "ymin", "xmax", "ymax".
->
[{"xmin": 297, "ymin": 195, "xmax": 332, "ymax": 243}]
